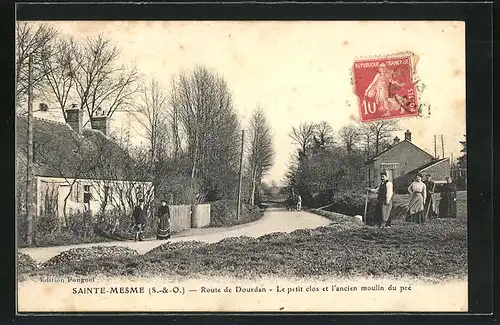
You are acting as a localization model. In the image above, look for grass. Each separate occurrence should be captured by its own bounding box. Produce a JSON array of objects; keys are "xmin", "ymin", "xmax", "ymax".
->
[
  {"xmin": 25, "ymin": 221, "xmax": 466, "ymax": 281},
  {"xmin": 20, "ymin": 193, "xmax": 467, "ymax": 281}
]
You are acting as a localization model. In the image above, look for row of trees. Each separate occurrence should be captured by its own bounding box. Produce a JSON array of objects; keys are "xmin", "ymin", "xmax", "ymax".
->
[
  {"xmin": 285, "ymin": 120, "xmax": 401, "ymax": 208},
  {"xmin": 289, "ymin": 120, "xmax": 400, "ymax": 159},
  {"xmin": 16, "ymin": 22, "xmax": 275, "ymax": 209},
  {"xmin": 129, "ymin": 67, "xmax": 275, "ymax": 206}
]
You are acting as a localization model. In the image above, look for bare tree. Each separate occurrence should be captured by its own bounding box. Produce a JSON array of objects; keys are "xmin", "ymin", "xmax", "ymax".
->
[
  {"xmin": 168, "ymin": 79, "xmax": 182, "ymax": 160},
  {"xmin": 88, "ymin": 145, "xmax": 154, "ymax": 217},
  {"xmin": 169, "ymin": 66, "xmax": 240, "ymax": 202},
  {"xmin": 39, "ymin": 36, "xmax": 77, "ymax": 119},
  {"xmin": 289, "ymin": 122, "xmax": 316, "ymax": 155},
  {"xmin": 364, "ymin": 120, "xmax": 401, "ymax": 156},
  {"xmin": 72, "ymin": 34, "xmax": 140, "ymax": 122},
  {"xmin": 339, "ymin": 124, "xmax": 361, "ymax": 153},
  {"xmin": 16, "ymin": 22, "xmax": 58, "ymax": 109},
  {"xmin": 246, "ymin": 106, "xmax": 275, "ymax": 205},
  {"xmin": 313, "ymin": 121, "xmax": 335, "ymax": 149},
  {"xmin": 133, "ymin": 76, "xmax": 169, "ymax": 164}
]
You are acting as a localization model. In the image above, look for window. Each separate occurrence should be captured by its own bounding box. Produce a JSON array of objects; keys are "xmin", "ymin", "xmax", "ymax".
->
[{"xmin": 83, "ymin": 185, "xmax": 92, "ymax": 203}]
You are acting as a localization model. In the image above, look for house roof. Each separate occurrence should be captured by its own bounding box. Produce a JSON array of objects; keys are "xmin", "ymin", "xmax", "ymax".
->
[
  {"xmin": 392, "ymin": 157, "xmax": 450, "ymax": 189},
  {"xmin": 365, "ymin": 139, "xmax": 435, "ymax": 164},
  {"xmin": 405, "ymin": 157, "xmax": 450, "ymax": 175},
  {"xmin": 16, "ymin": 116, "xmax": 143, "ymax": 181}
]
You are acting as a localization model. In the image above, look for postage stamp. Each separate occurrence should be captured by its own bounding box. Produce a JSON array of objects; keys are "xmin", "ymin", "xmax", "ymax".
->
[{"xmin": 353, "ymin": 53, "xmax": 419, "ymax": 122}]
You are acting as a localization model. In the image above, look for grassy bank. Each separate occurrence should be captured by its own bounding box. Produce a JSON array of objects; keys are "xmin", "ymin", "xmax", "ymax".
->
[
  {"xmin": 23, "ymin": 217, "xmax": 466, "ymax": 281},
  {"xmin": 209, "ymin": 200, "xmax": 264, "ymax": 227}
]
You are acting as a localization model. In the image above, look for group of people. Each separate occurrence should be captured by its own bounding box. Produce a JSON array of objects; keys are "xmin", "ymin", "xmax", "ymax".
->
[
  {"xmin": 286, "ymin": 193, "xmax": 302, "ymax": 211},
  {"xmin": 367, "ymin": 171, "xmax": 458, "ymax": 228},
  {"xmin": 131, "ymin": 198, "xmax": 172, "ymax": 242}
]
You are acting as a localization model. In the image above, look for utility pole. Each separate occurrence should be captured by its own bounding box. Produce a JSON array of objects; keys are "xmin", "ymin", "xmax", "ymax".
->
[
  {"xmin": 26, "ymin": 53, "xmax": 34, "ymax": 245},
  {"xmin": 441, "ymin": 134, "xmax": 445, "ymax": 159},
  {"xmin": 450, "ymin": 151, "xmax": 454, "ymax": 179},
  {"xmin": 434, "ymin": 135, "xmax": 437, "ymax": 158},
  {"xmin": 236, "ymin": 129, "xmax": 245, "ymax": 221}
]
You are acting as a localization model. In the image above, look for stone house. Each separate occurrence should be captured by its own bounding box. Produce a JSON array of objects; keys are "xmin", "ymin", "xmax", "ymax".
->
[
  {"xmin": 16, "ymin": 107, "xmax": 153, "ymax": 224},
  {"xmin": 365, "ymin": 130, "xmax": 450, "ymax": 193}
]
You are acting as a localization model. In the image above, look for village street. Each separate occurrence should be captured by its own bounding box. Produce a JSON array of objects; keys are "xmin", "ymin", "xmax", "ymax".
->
[{"xmin": 19, "ymin": 207, "xmax": 331, "ymax": 264}]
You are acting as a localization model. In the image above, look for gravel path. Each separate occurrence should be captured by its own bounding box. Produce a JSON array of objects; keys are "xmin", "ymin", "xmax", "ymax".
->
[{"xmin": 18, "ymin": 208, "xmax": 331, "ymax": 264}]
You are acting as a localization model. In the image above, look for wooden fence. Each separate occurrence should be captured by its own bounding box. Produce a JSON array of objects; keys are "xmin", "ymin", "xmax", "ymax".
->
[
  {"xmin": 192, "ymin": 204, "xmax": 211, "ymax": 228},
  {"xmin": 169, "ymin": 204, "xmax": 211, "ymax": 232},
  {"xmin": 169, "ymin": 205, "xmax": 192, "ymax": 232}
]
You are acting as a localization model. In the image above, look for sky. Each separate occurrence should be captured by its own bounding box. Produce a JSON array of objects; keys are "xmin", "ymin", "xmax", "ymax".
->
[{"xmin": 27, "ymin": 21, "xmax": 466, "ymax": 184}]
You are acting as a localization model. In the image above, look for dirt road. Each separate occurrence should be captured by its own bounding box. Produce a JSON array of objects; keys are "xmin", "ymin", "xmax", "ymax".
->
[{"xmin": 19, "ymin": 208, "xmax": 331, "ymax": 264}]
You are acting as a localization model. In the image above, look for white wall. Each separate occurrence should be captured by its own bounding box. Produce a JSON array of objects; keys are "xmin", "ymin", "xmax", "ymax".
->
[{"xmin": 37, "ymin": 176, "xmax": 154, "ymax": 221}]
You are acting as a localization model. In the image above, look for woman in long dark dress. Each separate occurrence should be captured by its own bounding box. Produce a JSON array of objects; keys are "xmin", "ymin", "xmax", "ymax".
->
[
  {"xmin": 439, "ymin": 176, "xmax": 457, "ymax": 218},
  {"xmin": 156, "ymin": 199, "xmax": 171, "ymax": 240},
  {"xmin": 406, "ymin": 173, "xmax": 427, "ymax": 224}
]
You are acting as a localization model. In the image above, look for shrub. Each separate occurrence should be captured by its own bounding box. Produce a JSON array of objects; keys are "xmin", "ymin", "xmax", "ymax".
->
[
  {"xmin": 93, "ymin": 209, "xmax": 157, "ymax": 241},
  {"xmin": 35, "ymin": 214, "xmax": 59, "ymax": 234},
  {"xmin": 308, "ymin": 209, "xmax": 363, "ymax": 226},
  {"xmin": 18, "ymin": 252, "xmax": 37, "ymax": 273},
  {"xmin": 42, "ymin": 246, "xmax": 139, "ymax": 268},
  {"xmin": 17, "ymin": 210, "xmax": 123, "ymax": 248},
  {"xmin": 325, "ymin": 191, "xmax": 374, "ymax": 216},
  {"xmin": 67, "ymin": 211, "xmax": 94, "ymax": 238},
  {"xmin": 209, "ymin": 200, "xmax": 263, "ymax": 227}
]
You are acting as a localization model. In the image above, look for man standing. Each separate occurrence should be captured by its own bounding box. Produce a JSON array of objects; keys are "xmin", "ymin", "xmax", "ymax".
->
[
  {"xmin": 367, "ymin": 171, "xmax": 394, "ymax": 228},
  {"xmin": 424, "ymin": 174, "xmax": 437, "ymax": 220},
  {"xmin": 133, "ymin": 198, "xmax": 147, "ymax": 242}
]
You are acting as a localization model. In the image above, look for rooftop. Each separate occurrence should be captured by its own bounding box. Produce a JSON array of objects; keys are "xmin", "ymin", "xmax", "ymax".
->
[{"xmin": 16, "ymin": 116, "xmax": 143, "ymax": 181}]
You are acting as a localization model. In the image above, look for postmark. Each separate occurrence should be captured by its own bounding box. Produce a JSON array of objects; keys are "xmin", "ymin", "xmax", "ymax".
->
[{"xmin": 353, "ymin": 53, "xmax": 419, "ymax": 122}]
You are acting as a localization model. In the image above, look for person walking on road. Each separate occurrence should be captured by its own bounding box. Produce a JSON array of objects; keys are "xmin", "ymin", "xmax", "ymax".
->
[
  {"xmin": 133, "ymin": 198, "xmax": 148, "ymax": 242},
  {"xmin": 406, "ymin": 173, "xmax": 427, "ymax": 224},
  {"xmin": 156, "ymin": 199, "xmax": 171, "ymax": 240},
  {"xmin": 367, "ymin": 171, "xmax": 394, "ymax": 228}
]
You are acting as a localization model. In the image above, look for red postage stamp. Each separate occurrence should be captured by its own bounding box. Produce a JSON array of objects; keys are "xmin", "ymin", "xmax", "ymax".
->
[{"xmin": 353, "ymin": 53, "xmax": 419, "ymax": 122}]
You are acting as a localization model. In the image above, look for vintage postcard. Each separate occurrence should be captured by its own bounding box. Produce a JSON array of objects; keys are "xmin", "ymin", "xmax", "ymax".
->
[{"xmin": 16, "ymin": 20, "xmax": 467, "ymax": 312}]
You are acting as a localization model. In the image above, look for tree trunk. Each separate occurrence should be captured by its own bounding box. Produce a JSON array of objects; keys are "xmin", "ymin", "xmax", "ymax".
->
[
  {"xmin": 250, "ymin": 169, "xmax": 257, "ymax": 206},
  {"xmin": 62, "ymin": 187, "xmax": 72, "ymax": 228},
  {"xmin": 190, "ymin": 134, "xmax": 199, "ymax": 204}
]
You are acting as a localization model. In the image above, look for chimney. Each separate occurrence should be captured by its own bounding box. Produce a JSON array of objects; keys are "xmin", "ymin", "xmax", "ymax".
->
[
  {"xmin": 404, "ymin": 130, "xmax": 412, "ymax": 142},
  {"xmin": 65, "ymin": 104, "xmax": 83, "ymax": 134},
  {"xmin": 90, "ymin": 111, "xmax": 110, "ymax": 136},
  {"xmin": 393, "ymin": 136, "xmax": 400, "ymax": 145}
]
